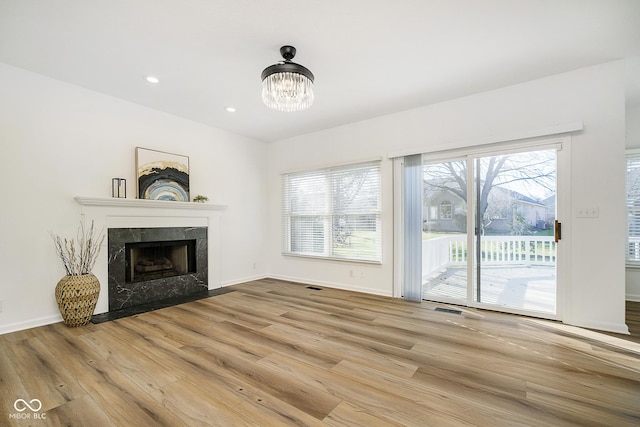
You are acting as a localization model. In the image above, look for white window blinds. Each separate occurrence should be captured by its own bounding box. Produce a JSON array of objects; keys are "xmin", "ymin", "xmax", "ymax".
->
[
  {"xmin": 627, "ymin": 152, "xmax": 640, "ymax": 264},
  {"xmin": 282, "ymin": 161, "xmax": 382, "ymax": 262}
]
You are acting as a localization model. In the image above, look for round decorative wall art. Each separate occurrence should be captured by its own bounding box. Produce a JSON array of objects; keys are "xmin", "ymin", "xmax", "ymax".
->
[
  {"xmin": 136, "ymin": 147, "xmax": 190, "ymax": 201},
  {"xmin": 143, "ymin": 178, "xmax": 190, "ymax": 201}
]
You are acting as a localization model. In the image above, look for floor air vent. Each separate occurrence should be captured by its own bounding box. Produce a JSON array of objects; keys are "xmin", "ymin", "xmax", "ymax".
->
[
  {"xmin": 306, "ymin": 286, "xmax": 323, "ymax": 290},
  {"xmin": 435, "ymin": 307, "xmax": 463, "ymax": 315}
]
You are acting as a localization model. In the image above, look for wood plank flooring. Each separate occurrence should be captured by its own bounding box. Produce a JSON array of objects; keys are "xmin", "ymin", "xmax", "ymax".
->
[
  {"xmin": 1, "ymin": 279, "xmax": 639, "ymax": 426},
  {"xmin": 621, "ymin": 301, "xmax": 640, "ymax": 343}
]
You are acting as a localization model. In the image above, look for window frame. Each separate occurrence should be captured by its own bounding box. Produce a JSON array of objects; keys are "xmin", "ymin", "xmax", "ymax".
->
[
  {"xmin": 626, "ymin": 149, "xmax": 640, "ymax": 267},
  {"xmin": 439, "ymin": 200, "xmax": 453, "ymax": 219},
  {"xmin": 282, "ymin": 160, "xmax": 382, "ymax": 264}
]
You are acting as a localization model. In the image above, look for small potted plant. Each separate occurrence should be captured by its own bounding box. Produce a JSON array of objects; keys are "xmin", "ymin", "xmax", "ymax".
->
[
  {"xmin": 193, "ymin": 195, "xmax": 209, "ymax": 203},
  {"xmin": 50, "ymin": 220, "xmax": 105, "ymax": 327}
]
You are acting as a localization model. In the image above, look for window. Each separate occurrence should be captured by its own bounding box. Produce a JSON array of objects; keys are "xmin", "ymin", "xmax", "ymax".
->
[
  {"xmin": 627, "ymin": 151, "xmax": 640, "ymax": 264},
  {"xmin": 439, "ymin": 200, "xmax": 452, "ymax": 219},
  {"xmin": 282, "ymin": 161, "xmax": 382, "ymax": 262}
]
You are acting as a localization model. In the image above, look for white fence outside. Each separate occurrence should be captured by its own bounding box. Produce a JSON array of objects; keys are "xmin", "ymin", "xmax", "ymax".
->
[{"xmin": 423, "ymin": 235, "xmax": 556, "ymax": 279}]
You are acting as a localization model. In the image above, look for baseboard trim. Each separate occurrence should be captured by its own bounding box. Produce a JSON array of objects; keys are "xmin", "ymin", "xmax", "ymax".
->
[
  {"xmin": 219, "ymin": 274, "xmax": 269, "ymax": 287},
  {"xmin": 626, "ymin": 293, "xmax": 640, "ymax": 302},
  {"xmin": 565, "ymin": 318, "xmax": 630, "ymax": 335},
  {"xmin": 267, "ymin": 274, "xmax": 393, "ymax": 297},
  {"xmin": 0, "ymin": 314, "xmax": 62, "ymax": 336}
]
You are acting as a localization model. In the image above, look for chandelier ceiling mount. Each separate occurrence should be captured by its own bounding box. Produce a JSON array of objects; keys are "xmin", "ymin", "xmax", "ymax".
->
[{"xmin": 261, "ymin": 45, "xmax": 315, "ymax": 112}]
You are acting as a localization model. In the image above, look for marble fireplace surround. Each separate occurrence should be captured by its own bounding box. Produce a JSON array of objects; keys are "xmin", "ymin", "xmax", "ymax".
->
[
  {"xmin": 75, "ymin": 197, "xmax": 226, "ymax": 316},
  {"xmin": 108, "ymin": 226, "xmax": 208, "ymax": 311}
]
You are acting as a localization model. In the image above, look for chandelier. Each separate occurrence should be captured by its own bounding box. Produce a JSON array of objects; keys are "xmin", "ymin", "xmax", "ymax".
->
[{"xmin": 261, "ymin": 45, "xmax": 314, "ymax": 112}]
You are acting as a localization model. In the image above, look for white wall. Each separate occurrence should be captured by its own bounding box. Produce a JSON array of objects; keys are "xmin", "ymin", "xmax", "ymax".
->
[
  {"xmin": 0, "ymin": 60, "xmax": 629, "ymax": 335},
  {"xmin": 0, "ymin": 63, "xmax": 268, "ymax": 334},
  {"xmin": 267, "ymin": 61, "xmax": 628, "ymax": 333},
  {"xmin": 625, "ymin": 104, "xmax": 640, "ymax": 301}
]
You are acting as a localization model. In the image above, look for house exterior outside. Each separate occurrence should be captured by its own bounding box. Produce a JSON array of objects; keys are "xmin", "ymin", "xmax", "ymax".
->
[{"xmin": 423, "ymin": 185, "xmax": 550, "ymax": 235}]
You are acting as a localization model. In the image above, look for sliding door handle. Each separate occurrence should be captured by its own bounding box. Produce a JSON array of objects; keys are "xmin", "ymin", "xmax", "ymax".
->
[{"xmin": 554, "ymin": 220, "xmax": 561, "ymax": 243}]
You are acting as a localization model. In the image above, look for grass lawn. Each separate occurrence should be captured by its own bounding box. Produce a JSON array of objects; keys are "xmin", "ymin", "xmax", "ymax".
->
[{"xmin": 332, "ymin": 230, "xmax": 378, "ymax": 259}]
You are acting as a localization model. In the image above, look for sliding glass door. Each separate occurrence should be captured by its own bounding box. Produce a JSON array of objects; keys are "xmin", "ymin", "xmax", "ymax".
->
[
  {"xmin": 473, "ymin": 150, "xmax": 557, "ymax": 314},
  {"xmin": 420, "ymin": 146, "xmax": 560, "ymax": 318},
  {"xmin": 422, "ymin": 159, "xmax": 469, "ymax": 304}
]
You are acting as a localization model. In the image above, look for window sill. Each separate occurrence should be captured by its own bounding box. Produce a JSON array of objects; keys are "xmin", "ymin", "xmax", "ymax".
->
[{"xmin": 282, "ymin": 252, "xmax": 382, "ymax": 265}]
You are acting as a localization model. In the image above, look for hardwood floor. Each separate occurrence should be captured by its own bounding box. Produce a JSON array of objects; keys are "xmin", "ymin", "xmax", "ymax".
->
[
  {"xmin": 1, "ymin": 279, "xmax": 639, "ymax": 426},
  {"xmin": 623, "ymin": 301, "xmax": 640, "ymax": 343}
]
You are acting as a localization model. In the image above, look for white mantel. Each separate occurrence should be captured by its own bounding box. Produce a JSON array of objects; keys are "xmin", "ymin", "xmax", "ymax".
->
[
  {"xmin": 75, "ymin": 196, "xmax": 227, "ymax": 211},
  {"xmin": 74, "ymin": 196, "xmax": 227, "ymax": 315}
]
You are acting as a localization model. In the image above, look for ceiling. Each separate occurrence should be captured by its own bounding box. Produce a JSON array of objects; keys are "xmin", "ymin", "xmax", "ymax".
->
[{"xmin": 1, "ymin": 0, "xmax": 639, "ymax": 143}]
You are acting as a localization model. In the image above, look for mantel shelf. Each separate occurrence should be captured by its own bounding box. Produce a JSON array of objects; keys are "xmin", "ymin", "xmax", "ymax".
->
[{"xmin": 74, "ymin": 196, "xmax": 227, "ymax": 211}]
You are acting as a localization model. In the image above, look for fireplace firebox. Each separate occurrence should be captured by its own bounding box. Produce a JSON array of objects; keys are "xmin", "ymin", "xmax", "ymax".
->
[
  {"xmin": 126, "ymin": 239, "xmax": 196, "ymax": 283},
  {"xmin": 108, "ymin": 227, "xmax": 207, "ymax": 311}
]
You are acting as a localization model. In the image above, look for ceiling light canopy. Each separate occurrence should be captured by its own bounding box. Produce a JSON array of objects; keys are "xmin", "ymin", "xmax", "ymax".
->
[{"xmin": 261, "ymin": 45, "xmax": 314, "ymax": 112}]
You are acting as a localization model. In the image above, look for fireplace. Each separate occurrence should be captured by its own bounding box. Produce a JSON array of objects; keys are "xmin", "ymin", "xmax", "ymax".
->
[
  {"xmin": 126, "ymin": 239, "xmax": 196, "ymax": 283},
  {"xmin": 108, "ymin": 227, "xmax": 207, "ymax": 311}
]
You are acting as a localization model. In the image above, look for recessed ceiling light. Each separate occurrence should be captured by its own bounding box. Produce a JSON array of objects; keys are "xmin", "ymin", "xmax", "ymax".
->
[
  {"xmin": 226, "ymin": 106, "xmax": 236, "ymax": 113},
  {"xmin": 146, "ymin": 76, "xmax": 160, "ymax": 83}
]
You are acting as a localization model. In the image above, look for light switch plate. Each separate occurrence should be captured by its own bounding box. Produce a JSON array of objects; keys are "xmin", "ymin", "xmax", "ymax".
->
[{"xmin": 576, "ymin": 207, "xmax": 599, "ymax": 218}]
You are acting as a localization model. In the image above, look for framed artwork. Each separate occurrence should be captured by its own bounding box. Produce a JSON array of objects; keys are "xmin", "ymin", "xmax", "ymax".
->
[{"xmin": 136, "ymin": 147, "xmax": 190, "ymax": 201}]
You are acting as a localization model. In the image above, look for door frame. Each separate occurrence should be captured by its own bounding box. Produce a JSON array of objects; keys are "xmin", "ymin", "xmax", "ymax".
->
[
  {"xmin": 394, "ymin": 135, "xmax": 572, "ymax": 321},
  {"xmin": 465, "ymin": 141, "xmax": 569, "ymax": 321}
]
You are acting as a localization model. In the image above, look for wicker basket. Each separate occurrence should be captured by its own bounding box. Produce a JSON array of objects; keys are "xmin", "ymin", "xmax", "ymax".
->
[{"xmin": 55, "ymin": 273, "xmax": 100, "ymax": 327}]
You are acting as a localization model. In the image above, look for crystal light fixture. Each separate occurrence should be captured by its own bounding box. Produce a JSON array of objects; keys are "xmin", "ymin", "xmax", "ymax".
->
[{"xmin": 261, "ymin": 45, "xmax": 314, "ymax": 112}]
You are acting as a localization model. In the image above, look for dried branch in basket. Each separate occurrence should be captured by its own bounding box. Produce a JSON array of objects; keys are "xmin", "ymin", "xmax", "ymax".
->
[{"xmin": 50, "ymin": 220, "xmax": 105, "ymax": 276}]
